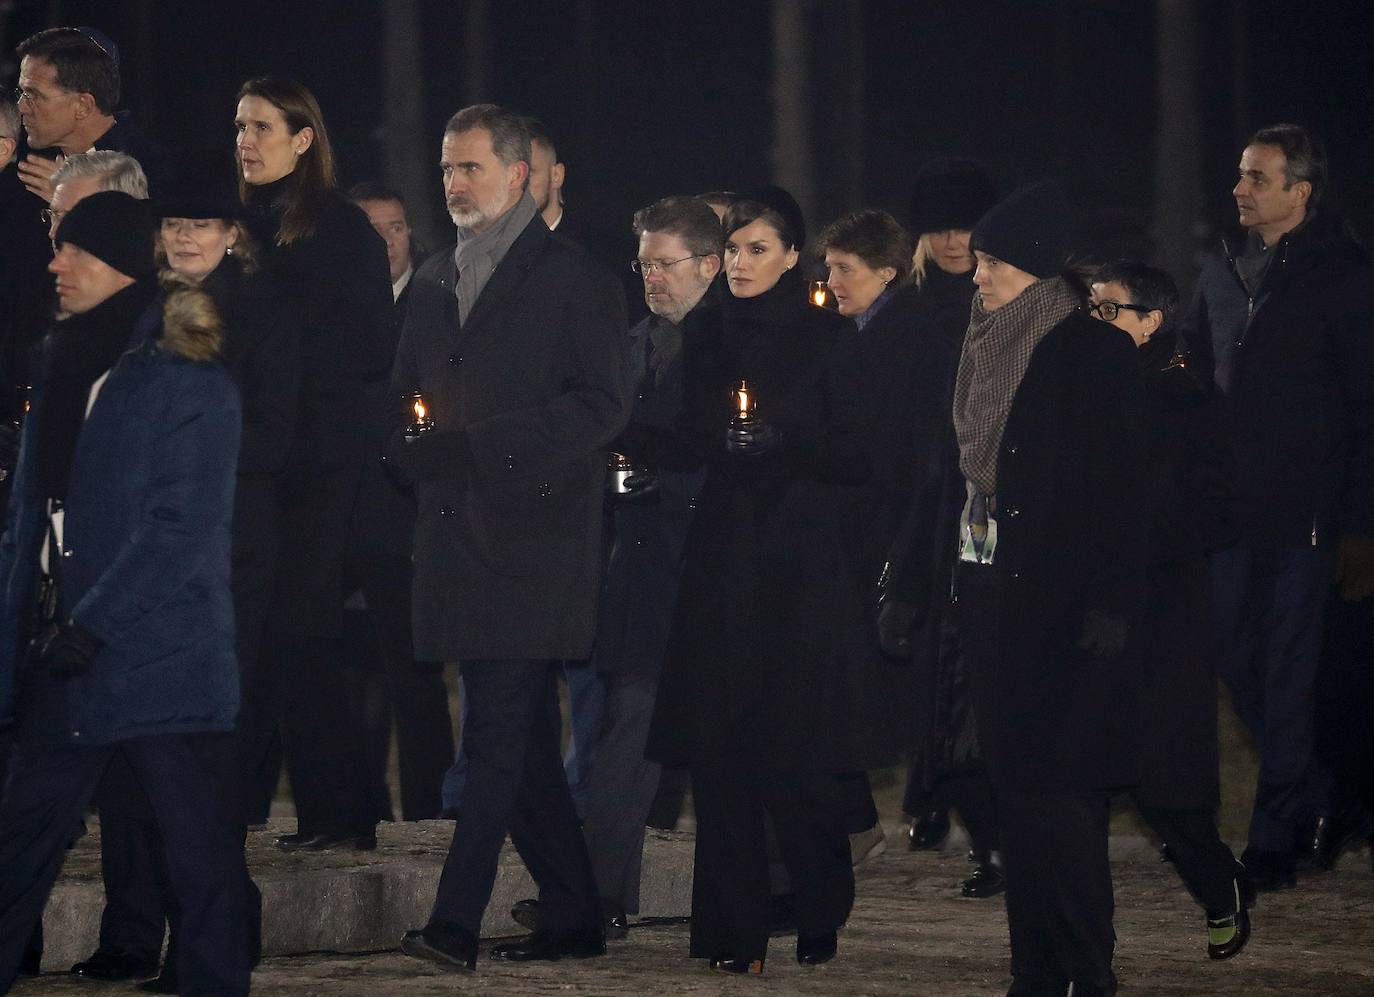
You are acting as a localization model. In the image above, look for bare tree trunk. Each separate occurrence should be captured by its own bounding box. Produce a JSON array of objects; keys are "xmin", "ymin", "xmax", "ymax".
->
[
  {"xmin": 771, "ymin": 0, "xmax": 816, "ymax": 229},
  {"xmin": 1151, "ymin": 0, "xmax": 1203, "ymax": 287},
  {"xmin": 842, "ymin": 0, "xmax": 865, "ymax": 211},
  {"xmin": 1231, "ymin": 0, "xmax": 1249, "ymax": 149},
  {"xmin": 463, "ymin": 0, "xmax": 490, "ymax": 104},
  {"xmin": 382, "ymin": 0, "xmax": 439, "ymax": 244}
]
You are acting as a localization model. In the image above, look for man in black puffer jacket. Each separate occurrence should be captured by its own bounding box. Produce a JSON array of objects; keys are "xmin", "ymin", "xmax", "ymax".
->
[{"xmin": 1181, "ymin": 123, "xmax": 1374, "ymax": 892}]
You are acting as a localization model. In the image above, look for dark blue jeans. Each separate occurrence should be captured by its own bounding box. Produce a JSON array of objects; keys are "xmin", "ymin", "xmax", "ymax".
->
[
  {"xmin": 0, "ymin": 732, "xmax": 253, "ymax": 996},
  {"xmin": 429, "ymin": 660, "xmax": 599, "ymax": 937},
  {"xmin": 1212, "ymin": 544, "xmax": 1335, "ymax": 852}
]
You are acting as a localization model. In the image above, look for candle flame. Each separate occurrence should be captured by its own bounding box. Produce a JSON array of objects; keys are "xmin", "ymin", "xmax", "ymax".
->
[
  {"xmin": 413, "ymin": 397, "xmax": 428, "ymax": 422},
  {"xmin": 813, "ymin": 287, "xmax": 827, "ymax": 307},
  {"xmin": 735, "ymin": 379, "xmax": 753, "ymax": 418}
]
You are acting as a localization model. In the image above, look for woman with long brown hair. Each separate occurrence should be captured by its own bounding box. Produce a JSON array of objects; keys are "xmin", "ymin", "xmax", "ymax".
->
[{"xmin": 233, "ymin": 77, "xmax": 398, "ymax": 852}]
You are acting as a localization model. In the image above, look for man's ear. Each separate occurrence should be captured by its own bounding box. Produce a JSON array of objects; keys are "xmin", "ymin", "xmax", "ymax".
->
[{"xmin": 510, "ymin": 159, "xmax": 530, "ymax": 192}]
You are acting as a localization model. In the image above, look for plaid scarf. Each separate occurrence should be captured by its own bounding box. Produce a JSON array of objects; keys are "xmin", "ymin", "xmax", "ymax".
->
[{"xmin": 953, "ymin": 276, "xmax": 1080, "ymax": 495}]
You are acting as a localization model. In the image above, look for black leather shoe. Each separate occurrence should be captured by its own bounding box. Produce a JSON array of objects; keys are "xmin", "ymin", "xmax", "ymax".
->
[
  {"xmin": 137, "ymin": 972, "xmax": 179, "ymax": 993},
  {"xmin": 1006, "ymin": 977, "xmax": 1069, "ymax": 996},
  {"xmin": 275, "ymin": 829, "xmax": 377, "ymax": 852},
  {"xmin": 400, "ymin": 921, "xmax": 478, "ymax": 972},
  {"xmin": 1298, "ymin": 809, "xmax": 1368, "ymax": 872},
  {"xmin": 1240, "ymin": 846, "xmax": 1296, "ymax": 891},
  {"xmin": 908, "ymin": 809, "xmax": 951, "ymax": 850},
  {"xmin": 490, "ymin": 927, "xmax": 606, "ymax": 962},
  {"xmin": 70, "ymin": 950, "xmax": 159, "ymax": 982},
  {"xmin": 796, "ymin": 930, "xmax": 837, "ymax": 966},
  {"xmin": 961, "ymin": 861, "xmax": 1006, "ymax": 898},
  {"xmin": 710, "ymin": 955, "xmax": 765, "ymax": 974},
  {"xmin": 509, "ymin": 898, "xmax": 629, "ymax": 940}
]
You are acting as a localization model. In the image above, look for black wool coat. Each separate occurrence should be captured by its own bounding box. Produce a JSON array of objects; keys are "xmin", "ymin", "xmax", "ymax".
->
[
  {"xmin": 646, "ymin": 270, "xmax": 897, "ymax": 773},
  {"xmin": 591, "ymin": 306, "xmax": 710, "ymax": 678},
  {"xmin": 1133, "ymin": 331, "xmax": 1237, "ymax": 808},
  {"xmin": 953, "ymin": 309, "xmax": 1148, "ymax": 793},
  {"xmin": 1182, "ymin": 211, "xmax": 1374, "ymax": 548},
  {"xmin": 393, "ymin": 218, "xmax": 629, "ymax": 662},
  {"xmin": 241, "ymin": 183, "xmax": 395, "ymax": 636},
  {"xmin": 876, "ymin": 268, "xmax": 984, "ymax": 786}
]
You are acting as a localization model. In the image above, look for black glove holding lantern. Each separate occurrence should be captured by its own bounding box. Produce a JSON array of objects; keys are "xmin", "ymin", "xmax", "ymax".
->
[
  {"xmin": 382, "ymin": 391, "xmax": 472, "ymax": 486},
  {"xmin": 724, "ymin": 379, "xmax": 781, "ymax": 457}
]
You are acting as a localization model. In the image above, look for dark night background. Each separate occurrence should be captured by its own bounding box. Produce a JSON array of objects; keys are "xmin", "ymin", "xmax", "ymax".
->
[{"xmin": 6, "ymin": 0, "xmax": 1374, "ymax": 292}]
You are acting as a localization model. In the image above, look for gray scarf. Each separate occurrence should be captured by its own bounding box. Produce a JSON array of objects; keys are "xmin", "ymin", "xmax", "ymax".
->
[
  {"xmin": 453, "ymin": 191, "xmax": 539, "ymax": 325},
  {"xmin": 953, "ymin": 276, "xmax": 1080, "ymax": 495}
]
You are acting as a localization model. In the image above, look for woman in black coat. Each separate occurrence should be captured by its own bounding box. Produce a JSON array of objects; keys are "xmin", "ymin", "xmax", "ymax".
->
[
  {"xmin": 945, "ymin": 183, "xmax": 1147, "ymax": 997},
  {"xmin": 1089, "ymin": 260, "xmax": 1250, "ymax": 960},
  {"xmin": 646, "ymin": 188, "xmax": 868, "ymax": 973},
  {"xmin": 234, "ymin": 77, "xmax": 396, "ymax": 851},
  {"xmin": 860, "ymin": 160, "xmax": 1007, "ymax": 897}
]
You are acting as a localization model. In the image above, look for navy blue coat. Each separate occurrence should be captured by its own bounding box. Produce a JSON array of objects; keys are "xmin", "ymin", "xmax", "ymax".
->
[{"xmin": 0, "ymin": 280, "xmax": 241, "ymax": 744}]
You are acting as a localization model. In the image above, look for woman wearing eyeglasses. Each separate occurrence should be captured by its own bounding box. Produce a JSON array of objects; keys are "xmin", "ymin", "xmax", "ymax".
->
[
  {"xmin": 647, "ymin": 186, "xmax": 871, "ymax": 974},
  {"xmin": 233, "ymin": 77, "xmax": 396, "ymax": 854},
  {"xmin": 944, "ymin": 182, "xmax": 1147, "ymax": 996}
]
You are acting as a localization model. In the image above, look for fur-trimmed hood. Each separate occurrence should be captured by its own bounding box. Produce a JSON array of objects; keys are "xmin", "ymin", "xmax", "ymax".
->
[{"xmin": 155, "ymin": 270, "xmax": 222, "ymax": 362}]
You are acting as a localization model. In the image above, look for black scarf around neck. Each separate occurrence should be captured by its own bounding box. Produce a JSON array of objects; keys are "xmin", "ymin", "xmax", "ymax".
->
[{"xmin": 35, "ymin": 280, "xmax": 155, "ymax": 500}]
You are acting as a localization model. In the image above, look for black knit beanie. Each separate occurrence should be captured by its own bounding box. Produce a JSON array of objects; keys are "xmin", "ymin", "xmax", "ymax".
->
[
  {"xmin": 907, "ymin": 158, "xmax": 998, "ymax": 236},
  {"xmin": 733, "ymin": 185, "xmax": 807, "ymax": 250},
  {"xmin": 54, "ymin": 190, "xmax": 157, "ymax": 280},
  {"xmin": 970, "ymin": 180, "xmax": 1071, "ymax": 280}
]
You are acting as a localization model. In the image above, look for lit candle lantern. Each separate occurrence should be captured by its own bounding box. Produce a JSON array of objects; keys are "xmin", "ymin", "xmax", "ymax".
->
[
  {"xmin": 808, "ymin": 280, "xmax": 833, "ymax": 309},
  {"xmin": 404, "ymin": 391, "xmax": 435, "ymax": 441}
]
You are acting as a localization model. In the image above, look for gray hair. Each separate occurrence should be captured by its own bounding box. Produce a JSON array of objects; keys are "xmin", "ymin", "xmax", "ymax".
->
[
  {"xmin": 444, "ymin": 104, "xmax": 531, "ymax": 173},
  {"xmin": 0, "ymin": 103, "xmax": 19, "ymax": 165},
  {"xmin": 51, "ymin": 150, "xmax": 149, "ymax": 200}
]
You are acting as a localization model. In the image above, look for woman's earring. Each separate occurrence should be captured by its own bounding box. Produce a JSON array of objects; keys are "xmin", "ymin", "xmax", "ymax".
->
[{"xmin": 226, "ymin": 246, "xmax": 234, "ymax": 256}]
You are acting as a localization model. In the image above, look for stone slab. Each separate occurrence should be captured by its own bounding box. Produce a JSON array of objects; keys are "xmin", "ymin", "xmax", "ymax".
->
[{"xmin": 41, "ymin": 818, "xmax": 694, "ymax": 971}]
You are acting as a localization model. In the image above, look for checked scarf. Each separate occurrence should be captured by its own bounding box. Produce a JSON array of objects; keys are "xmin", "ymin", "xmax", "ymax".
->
[{"xmin": 953, "ymin": 276, "xmax": 1080, "ymax": 496}]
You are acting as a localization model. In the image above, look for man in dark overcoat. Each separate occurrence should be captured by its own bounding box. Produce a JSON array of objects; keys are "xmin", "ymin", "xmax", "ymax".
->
[
  {"xmin": 1181, "ymin": 124, "xmax": 1374, "ymax": 889},
  {"xmin": 392, "ymin": 104, "xmax": 629, "ymax": 972}
]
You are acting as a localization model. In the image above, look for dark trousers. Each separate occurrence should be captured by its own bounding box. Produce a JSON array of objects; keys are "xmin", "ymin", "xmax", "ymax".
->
[
  {"xmin": 91, "ymin": 749, "xmax": 173, "ymax": 963},
  {"xmin": 429, "ymin": 660, "xmax": 600, "ymax": 937},
  {"xmin": 341, "ymin": 602, "xmax": 454, "ymax": 821},
  {"xmin": 227, "ymin": 501, "xmax": 285, "ymax": 825},
  {"xmin": 1133, "ymin": 800, "xmax": 1237, "ymax": 914},
  {"xmin": 1212, "ymin": 545, "xmax": 1334, "ymax": 851},
  {"xmin": 0, "ymin": 733, "xmax": 253, "ymax": 996},
  {"xmin": 441, "ymin": 661, "xmax": 603, "ymax": 818},
  {"xmin": 998, "ymin": 787, "xmax": 1115, "ymax": 994},
  {"xmin": 581, "ymin": 669, "xmax": 662, "ymax": 914},
  {"xmin": 688, "ymin": 760, "xmax": 854, "ymax": 963},
  {"xmin": 837, "ymin": 771, "xmax": 879, "ymax": 834}
]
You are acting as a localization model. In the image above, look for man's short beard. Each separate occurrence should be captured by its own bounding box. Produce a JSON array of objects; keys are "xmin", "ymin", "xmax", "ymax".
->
[{"xmin": 448, "ymin": 189, "xmax": 513, "ymax": 230}]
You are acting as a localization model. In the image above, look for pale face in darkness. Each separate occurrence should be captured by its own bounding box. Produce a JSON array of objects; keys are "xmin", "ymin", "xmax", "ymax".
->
[
  {"xmin": 724, "ymin": 218, "xmax": 797, "ymax": 299},
  {"xmin": 971, "ymin": 249, "xmax": 1037, "ymax": 311}
]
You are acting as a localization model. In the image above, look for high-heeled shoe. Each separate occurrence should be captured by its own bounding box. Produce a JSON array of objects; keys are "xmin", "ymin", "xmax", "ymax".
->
[{"xmin": 709, "ymin": 955, "xmax": 765, "ymax": 974}]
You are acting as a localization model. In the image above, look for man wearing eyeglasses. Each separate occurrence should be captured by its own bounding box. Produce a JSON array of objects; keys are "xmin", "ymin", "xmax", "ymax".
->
[
  {"xmin": 1181, "ymin": 123, "xmax": 1374, "ymax": 892},
  {"xmin": 13, "ymin": 27, "xmax": 161, "ymax": 203},
  {"xmin": 508, "ymin": 195, "xmax": 722, "ymax": 940}
]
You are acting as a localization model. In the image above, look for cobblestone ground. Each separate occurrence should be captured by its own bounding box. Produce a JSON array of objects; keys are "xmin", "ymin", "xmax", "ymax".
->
[{"xmin": 18, "ymin": 835, "xmax": 1373, "ymax": 996}]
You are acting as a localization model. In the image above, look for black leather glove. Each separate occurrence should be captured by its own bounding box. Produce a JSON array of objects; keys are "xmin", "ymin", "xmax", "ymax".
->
[
  {"xmin": 383, "ymin": 426, "xmax": 472, "ymax": 485},
  {"xmin": 0, "ymin": 420, "xmax": 19, "ymax": 477},
  {"xmin": 725, "ymin": 420, "xmax": 779, "ymax": 456},
  {"xmin": 29, "ymin": 620, "xmax": 104, "ymax": 676}
]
